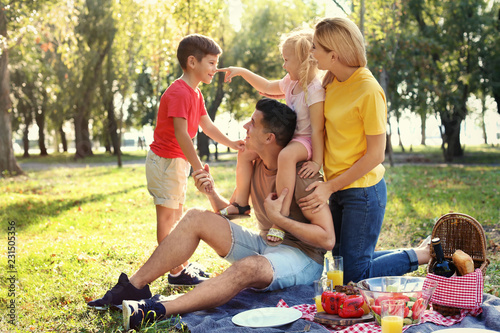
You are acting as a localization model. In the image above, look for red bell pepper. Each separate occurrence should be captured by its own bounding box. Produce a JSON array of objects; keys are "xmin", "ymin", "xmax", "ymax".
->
[
  {"xmin": 338, "ymin": 295, "xmax": 365, "ymax": 318},
  {"xmin": 321, "ymin": 291, "xmax": 346, "ymax": 315}
]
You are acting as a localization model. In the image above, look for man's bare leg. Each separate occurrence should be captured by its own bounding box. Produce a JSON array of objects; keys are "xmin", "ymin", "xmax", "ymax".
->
[
  {"xmin": 127, "ymin": 208, "xmax": 274, "ymax": 315},
  {"xmin": 128, "ymin": 209, "xmax": 234, "ymax": 288},
  {"xmin": 162, "ymin": 255, "xmax": 273, "ymax": 315}
]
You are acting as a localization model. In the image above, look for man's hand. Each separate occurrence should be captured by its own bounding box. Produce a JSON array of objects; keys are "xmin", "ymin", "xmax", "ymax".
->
[
  {"xmin": 264, "ymin": 188, "xmax": 288, "ymax": 223},
  {"xmin": 298, "ymin": 161, "xmax": 321, "ymax": 179},
  {"xmin": 192, "ymin": 164, "xmax": 214, "ymax": 194},
  {"xmin": 298, "ymin": 181, "xmax": 331, "ymax": 213}
]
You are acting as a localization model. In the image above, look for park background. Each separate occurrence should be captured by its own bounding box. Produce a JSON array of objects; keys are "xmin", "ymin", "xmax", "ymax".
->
[{"xmin": 1, "ymin": 0, "xmax": 499, "ymax": 332}]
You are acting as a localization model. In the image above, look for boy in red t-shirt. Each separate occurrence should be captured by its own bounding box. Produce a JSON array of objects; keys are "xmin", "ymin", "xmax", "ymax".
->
[{"xmin": 146, "ymin": 34, "xmax": 244, "ymax": 285}]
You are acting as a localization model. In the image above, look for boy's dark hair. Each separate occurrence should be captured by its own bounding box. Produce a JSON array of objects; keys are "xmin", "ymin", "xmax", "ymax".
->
[
  {"xmin": 177, "ymin": 34, "xmax": 222, "ymax": 70},
  {"xmin": 256, "ymin": 98, "xmax": 297, "ymax": 147}
]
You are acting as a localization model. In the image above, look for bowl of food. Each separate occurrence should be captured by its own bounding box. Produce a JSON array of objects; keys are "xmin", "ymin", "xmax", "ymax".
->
[{"xmin": 357, "ymin": 276, "xmax": 437, "ymax": 325}]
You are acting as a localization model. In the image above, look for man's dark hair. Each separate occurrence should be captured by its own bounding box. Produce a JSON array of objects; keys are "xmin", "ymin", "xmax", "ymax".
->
[
  {"xmin": 256, "ymin": 98, "xmax": 297, "ymax": 147},
  {"xmin": 177, "ymin": 34, "xmax": 222, "ymax": 70}
]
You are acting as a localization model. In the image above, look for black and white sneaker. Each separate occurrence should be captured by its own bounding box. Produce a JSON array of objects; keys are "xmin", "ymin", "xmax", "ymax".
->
[
  {"xmin": 87, "ymin": 273, "xmax": 152, "ymax": 310},
  {"xmin": 187, "ymin": 262, "xmax": 210, "ymax": 278},
  {"xmin": 123, "ymin": 298, "xmax": 167, "ymax": 330},
  {"xmin": 167, "ymin": 266, "xmax": 209, "ymax": 286}
]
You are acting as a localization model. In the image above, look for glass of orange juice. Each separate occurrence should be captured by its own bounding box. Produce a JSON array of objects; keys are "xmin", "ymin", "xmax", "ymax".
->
[
  {"xmin": 313, "ymin": 279, "xmax": 326, "ymax": 312},
  {"xmin": 380, "ymin": 299, "xmax": 405, "ymax": 333},
  {"xmin": 327, "ymin": 256, "xmax": 343, "ymax": 288}
]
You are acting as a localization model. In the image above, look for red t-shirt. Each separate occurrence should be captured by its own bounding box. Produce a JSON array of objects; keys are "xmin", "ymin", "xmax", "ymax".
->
[{"xmin": 150, "ymin": 79, "xmax": 207, "ymax": 159}]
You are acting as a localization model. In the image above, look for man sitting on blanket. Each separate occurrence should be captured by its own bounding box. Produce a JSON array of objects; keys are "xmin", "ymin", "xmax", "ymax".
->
[{"xmin": 87, "ymin": 98, "xmax": 336, "ymax": 330}]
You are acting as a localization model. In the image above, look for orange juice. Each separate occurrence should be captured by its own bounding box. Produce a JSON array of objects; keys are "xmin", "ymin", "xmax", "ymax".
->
[
  {"xmin": 381, "ymin": 315, "xmax": 403, "ymax": 333},
  {"xmin": 327, "ymin": 270, "xmax": 343, "ymax": 288},
  {"xmin": 314, "ymin": 296, "xmax": 324, "ymax": 312}
]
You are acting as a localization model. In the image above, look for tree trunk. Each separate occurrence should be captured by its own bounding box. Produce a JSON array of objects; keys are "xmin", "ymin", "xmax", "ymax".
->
[
  {"xmin": 22, "ymin": 123, "xmax": 30, "ymax": 158},
  {"xmin": 0, "ymin": 4, "xmax": 23, "ymax": 176},
  {"xmin": 440, "ymin": 112, "xmax": 464, "ymax": 162},
  {"xmin": 59, "ymin": 124, "xmax": 68, "ymax": 152},
  {"xmin": 74, "ymin": 36, "xmax": 113, "ymax": 159},
  {"xmin": 35, "ymin": 108, "xmax": 48, "ymax": 156},
  {"xmin": 74, "ymin": 112, "xmax": 93, "ymax": 159},
  {"xmin": 379, "ymin": 68, "xmax": 393, "ymax": 165},
  {"xmin": 480, "ymin": 95, "xmax": 488, "ymax": 144},
  {"xmin": 420, "ymin": 112, "xmax": 427, "ymax": 146}
]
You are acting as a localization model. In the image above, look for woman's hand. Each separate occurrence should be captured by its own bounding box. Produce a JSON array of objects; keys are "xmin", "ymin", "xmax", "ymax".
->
[
  {"xmin": 298, "ymin": 161, "xmax": 321, "ymax": 178},
  {"xmin": 298, "ymin": 181, "xmax": 332, "ymax": 213}
]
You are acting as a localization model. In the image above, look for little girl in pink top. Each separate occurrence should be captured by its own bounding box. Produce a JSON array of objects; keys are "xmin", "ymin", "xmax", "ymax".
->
[{"xmin": 218, "ymin": 28, "xmax": 325, "ymax": 245}]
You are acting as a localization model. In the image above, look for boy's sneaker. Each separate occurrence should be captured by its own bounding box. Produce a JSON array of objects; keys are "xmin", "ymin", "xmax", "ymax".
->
[
  {"xmin": 123, "ymin": 298, "xmax": 167, "ymax": 330},
  {"xmin": 87, "ymin": 273, "xmax": 152, "ymax": 310},
  {"xmin": 187, "ymin": 262, "xmax": 210, "ymax": 278},
  {"xmin": 167, "ymin": 266, "xmax": 209, "ymax": 286}
]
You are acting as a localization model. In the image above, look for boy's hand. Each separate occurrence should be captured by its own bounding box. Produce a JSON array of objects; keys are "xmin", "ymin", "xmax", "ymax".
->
[
  {"xmin": 230, "ymin": 140, "xmax": 245, "ymax": 152},
  {"xmin": 298, "ymin": 161, "xmax": 321, "ymax": 178},
  {"xmin": 192, "ymin": 164, "xmax": 214, "ymax": 194},
  {"xmin": 216, "ymin": 67, "xmax": 243, "ymax": 83}
]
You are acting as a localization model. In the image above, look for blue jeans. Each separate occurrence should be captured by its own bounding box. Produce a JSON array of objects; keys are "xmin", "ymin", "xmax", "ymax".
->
[{"xmin": 329, "ymin": 178, "xmax": 418, "ymax": 283}]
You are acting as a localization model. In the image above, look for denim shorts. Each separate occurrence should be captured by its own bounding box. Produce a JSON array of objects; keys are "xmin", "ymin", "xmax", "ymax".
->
[
  {"xmin": 223, "ymin": 219, "xmax": 323, "ymax": 292},
  {"xmin": 145, "ymin": 150, "xmax": 190, "ymax": 208},
  {"xmin": 329, "ymin": 178, "xmax": 418, "ymax": 283}
]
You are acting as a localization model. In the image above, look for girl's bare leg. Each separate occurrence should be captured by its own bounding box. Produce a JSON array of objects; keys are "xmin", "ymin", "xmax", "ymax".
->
[{"xmin": 268, "ymin": 142, "xmax": 308, "ymax": 243}]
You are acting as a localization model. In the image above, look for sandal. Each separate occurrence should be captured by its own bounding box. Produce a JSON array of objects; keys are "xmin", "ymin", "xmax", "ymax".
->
[
  {"xmin": 219, "ymin": 203, "xmax": 251, "ymax": 220},
  {"xmin": 266, "ymin": 227, "xmax": 285, "ymax": 246}
]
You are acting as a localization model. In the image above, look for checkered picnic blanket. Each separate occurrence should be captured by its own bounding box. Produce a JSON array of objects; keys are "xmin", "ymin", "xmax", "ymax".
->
[{"xmin": 276, "ymin": 299, "xmax": 482, "ymax": 332}]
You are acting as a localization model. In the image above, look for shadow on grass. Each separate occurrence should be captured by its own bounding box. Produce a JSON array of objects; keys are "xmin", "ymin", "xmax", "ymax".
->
[{"xmin": 3, "ymin": 185, "xmax": 144, "ymax": 232}]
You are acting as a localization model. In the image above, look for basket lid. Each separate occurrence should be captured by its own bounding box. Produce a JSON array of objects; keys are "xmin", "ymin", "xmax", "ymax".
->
[{"xmin": 430, "ymin": 212, "xmax": 488, "ymax": 263}]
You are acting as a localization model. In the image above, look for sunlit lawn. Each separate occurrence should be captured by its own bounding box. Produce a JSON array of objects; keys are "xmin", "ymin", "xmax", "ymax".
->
[{"xmin": 1, "ymin": 146, "xmax": 499, "ymax": 332}]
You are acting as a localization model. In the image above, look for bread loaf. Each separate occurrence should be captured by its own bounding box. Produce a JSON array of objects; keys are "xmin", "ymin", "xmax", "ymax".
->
[{"xmin": 452, "ymin": 250, "xmax": 474, "ymax": 276}]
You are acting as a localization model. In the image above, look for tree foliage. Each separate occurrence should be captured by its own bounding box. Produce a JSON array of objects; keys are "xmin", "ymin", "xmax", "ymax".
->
[{"xmin": 2, "ymin": 0, "xmax": 499, "ymax": 170}]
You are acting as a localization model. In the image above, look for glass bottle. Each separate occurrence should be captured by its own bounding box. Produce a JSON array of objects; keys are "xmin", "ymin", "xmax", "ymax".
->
[{"xmin": 431, "ymin": 237, "xmax": 456, "ymax": 277}]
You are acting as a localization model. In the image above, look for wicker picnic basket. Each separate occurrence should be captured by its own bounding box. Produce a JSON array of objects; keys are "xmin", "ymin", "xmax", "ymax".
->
[{"xmin": 427, "ymin": 212, "xmax": 490, "ymax": 316}]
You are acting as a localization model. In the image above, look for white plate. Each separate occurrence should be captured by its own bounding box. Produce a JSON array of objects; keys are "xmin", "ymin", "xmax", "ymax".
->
[
  {"xmin": 232, "ymin": 307, "xmax": 302, "ymax": 327},
  {"xmin": 433, "ymin": 329, "xmax": 499, "ymax": 333}
]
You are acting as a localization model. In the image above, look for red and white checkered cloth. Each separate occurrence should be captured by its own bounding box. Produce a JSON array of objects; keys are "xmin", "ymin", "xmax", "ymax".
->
[
  {"xmin": 277, "ymin": 299, "xmax": 482, "ymax": 332},
  {"xmin": 424, "ymin": 269, "xmax": 483, "ymax": 310}
]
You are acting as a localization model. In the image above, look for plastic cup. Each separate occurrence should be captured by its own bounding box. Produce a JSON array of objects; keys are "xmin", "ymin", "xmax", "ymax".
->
[{"xmin": 381, "ymin": 299, "xmax": 405, "ymax": 333}]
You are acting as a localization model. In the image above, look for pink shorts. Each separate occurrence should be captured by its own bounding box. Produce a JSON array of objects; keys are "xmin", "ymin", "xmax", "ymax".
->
[{"xmin": 291, "ymin": 136, "xmax": 313, "ymax": 160}]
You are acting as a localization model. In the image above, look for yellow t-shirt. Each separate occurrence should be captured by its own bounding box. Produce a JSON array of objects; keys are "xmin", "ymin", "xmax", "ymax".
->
[{"xmin": 323, "ymin": 67, "xmax": 387, "ymax": 190}]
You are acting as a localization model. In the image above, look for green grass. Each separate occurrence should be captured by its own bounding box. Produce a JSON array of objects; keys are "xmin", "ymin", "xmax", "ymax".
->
[{"xmin": 1, "ymin": 147, "xmax": 499, "ymax": 332}]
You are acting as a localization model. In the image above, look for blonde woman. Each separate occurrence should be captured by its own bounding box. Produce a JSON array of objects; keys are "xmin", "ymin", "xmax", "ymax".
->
[
  {"xmin": 218, "ymin": 28, "xmax": 325, "ymax": 245},
  {"xmin": 300, "ymin": 17, "xmax": 430, "ymax": 283}
]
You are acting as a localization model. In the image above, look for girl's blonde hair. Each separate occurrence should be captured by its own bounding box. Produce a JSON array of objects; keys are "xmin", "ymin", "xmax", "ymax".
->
[
  {"xmin": 314, "ymin": 17, "xmax": 366, "ymax": 87},
  {"xmin": 280, "ymin": 28, "xmax": 318, "ymax": 100}
]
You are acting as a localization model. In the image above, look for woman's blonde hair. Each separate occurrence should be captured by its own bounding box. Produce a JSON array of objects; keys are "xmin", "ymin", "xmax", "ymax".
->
[
  {"xmin": 314, "ymin": 17, "xmax": 366, "ymax": 87},
  {"xmin": 280, "ymin": 28, "xmax": 318, "ymax": 101}
]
